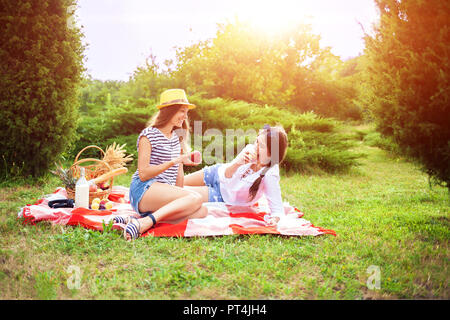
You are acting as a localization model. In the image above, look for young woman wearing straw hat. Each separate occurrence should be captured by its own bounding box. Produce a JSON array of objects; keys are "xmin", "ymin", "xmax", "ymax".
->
[{"xmin": 115, "ymin": 89, "xmax": 206, "ymax": 240}]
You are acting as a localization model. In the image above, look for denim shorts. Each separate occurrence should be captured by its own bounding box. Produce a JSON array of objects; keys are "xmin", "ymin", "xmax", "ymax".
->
[
  {"xmin": 129, "ymin": 176, "xmax": 157, "ymax": 217},
  {"xmin": 203, "ymin": 164, "xmax": 224, "ymax": 202}
]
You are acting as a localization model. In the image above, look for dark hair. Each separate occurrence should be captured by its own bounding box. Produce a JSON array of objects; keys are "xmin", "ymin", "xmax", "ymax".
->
[{"xmin": 248, "ymin": 125, "xmax": 288, "ymax": 200}]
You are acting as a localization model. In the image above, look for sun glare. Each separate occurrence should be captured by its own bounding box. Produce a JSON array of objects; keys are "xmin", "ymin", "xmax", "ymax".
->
[
  {"xmin": 235, "ymin": 0, "xmax": 310, "ymax": 35},
  {"xmin": 77, "ymin": 0, "xmax": 378, "ymax": 79}
]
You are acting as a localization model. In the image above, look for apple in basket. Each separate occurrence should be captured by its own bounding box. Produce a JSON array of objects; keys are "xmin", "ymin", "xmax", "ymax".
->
[
  {"xmin": 89, "ymin": 183, "xmax": 98, "ymax": 192},
  {"xmin": 98, "ymin": 181, "xmax": 110, "ymax": 190}
]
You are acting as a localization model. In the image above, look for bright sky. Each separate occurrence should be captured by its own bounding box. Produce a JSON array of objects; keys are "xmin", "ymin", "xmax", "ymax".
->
[{"xmin": 76, "ymin": 0, "xmax": 379, "ymax": 81}]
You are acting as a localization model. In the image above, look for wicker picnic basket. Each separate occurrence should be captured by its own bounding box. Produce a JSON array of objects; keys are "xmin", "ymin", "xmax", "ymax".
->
[{"xmin": 66, "ymin": 145, "xmax": 114, "ymax": 203}]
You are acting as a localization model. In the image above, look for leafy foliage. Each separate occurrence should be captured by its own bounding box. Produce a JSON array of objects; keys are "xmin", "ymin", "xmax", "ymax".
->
[
  {"xmin": 70, "ymin": 107, "xmax": 144, "ymax": 161},
  {"xmin": 73, "ymin": 94, "xmax": 363, "ymax": 174},
  {"xmin": 172, "ymin": 20, "xmax": 362, "ymax": 120},
  {"xmin": 364, "ymin": 0, "xmax": 450, "ymax": 188},
  {"xmin": 0, "ymin": 0, "xmax": 85, "ymax": 178},
  {"xmin": 50, "ymin": 162, "xmax": 76, "ymax": 189},
  {"xmin": 187, "ymin": 95, "xmax": 364, "ymax": 173}
]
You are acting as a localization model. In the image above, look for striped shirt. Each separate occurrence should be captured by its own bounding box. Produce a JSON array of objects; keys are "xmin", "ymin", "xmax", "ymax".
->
[{"xmin": 132, "ymin": 126, "xmax": 181, "ymax": 185}]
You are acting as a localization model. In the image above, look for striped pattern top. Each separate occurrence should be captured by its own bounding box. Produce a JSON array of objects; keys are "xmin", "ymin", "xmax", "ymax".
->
[{"xmin": 132, "ymin": 126, "xmax": 180, "ymax": 185}]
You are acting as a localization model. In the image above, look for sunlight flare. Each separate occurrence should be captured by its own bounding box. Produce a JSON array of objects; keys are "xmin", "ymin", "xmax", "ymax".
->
[{"xmin": 235, "ymin": 0, "xmax": 311, "ymax": 35}]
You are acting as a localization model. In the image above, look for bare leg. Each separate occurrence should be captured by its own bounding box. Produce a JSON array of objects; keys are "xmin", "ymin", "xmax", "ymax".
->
[
  {"xmin": 184, "ymin": 169, "xmax": 206, "ymax": 186},
  {"xmin": 125, "ymin": 182, "xmax": 206, "ymax": 240},
  {"xmin": 183, "ymin": 185, "xmax": 209, "ymax": 203}
]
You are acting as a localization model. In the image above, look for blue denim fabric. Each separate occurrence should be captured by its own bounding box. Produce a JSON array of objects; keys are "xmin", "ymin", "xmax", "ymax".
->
[
  {"xmin": 203, "ymin": 164, "xmax": 224, "ymax": 202},
  {"xmin": 129, "ymin": 176, "xmax": 157, "ymax": 216}
]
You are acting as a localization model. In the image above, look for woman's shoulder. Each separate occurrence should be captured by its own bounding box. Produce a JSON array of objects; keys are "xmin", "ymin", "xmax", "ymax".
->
[
  {"xmin": 138, "ymin": 126, "xmax": 153, "ymax": 135},
  {"xmin": 141, "ymin": 126, "xmax": 164, "ymax": 139},
  {"xmin": 142, "ymin": 126, "xmax": 159, "ymax": 134},
  {"xmin": 137, "ymin": 126, "xmax": 162, "ymax": 146}
]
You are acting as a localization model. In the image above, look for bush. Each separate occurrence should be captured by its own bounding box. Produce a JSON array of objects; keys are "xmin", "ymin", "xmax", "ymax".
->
[
  {"xmin": 364, "ymin": 0, "xmax": 450, "ymax": 188},
  {"xmin": 284, "ymin": 130, "xmax": 363, "ymax": 173},
  {"xmin": 363, "ymin": 132, "xmax": 400, "ymax": 155},
  {"xmin": 0, "ymin": 0, "xmax": 84, "ymax": 178},
  {"xmin": 188, "ymin": 96, "xmax": 364, "ymax": 173},
  {"xmin": 71, "ymin": 103, "xmax": 153, "ymax": 159},
  {"xmin": 107, "ymin": 104, "xmax": 156, "ymax": 136},
  {"xmin": 188, "ymin": 96, "xmax": 336, "ymax": 134},
  {"xmin": 72, "ymin": 96, "xmax": 364, "ymax": 174}
]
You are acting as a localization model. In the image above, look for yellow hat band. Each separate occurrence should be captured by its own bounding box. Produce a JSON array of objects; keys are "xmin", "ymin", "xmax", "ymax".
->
[
  {"xmin": 157, "ymin": 89, "xmax": 196, "ymax": 109},
  {"xmin": 160, "ymin": 98, "xmax": 189, "ymax": 106}
]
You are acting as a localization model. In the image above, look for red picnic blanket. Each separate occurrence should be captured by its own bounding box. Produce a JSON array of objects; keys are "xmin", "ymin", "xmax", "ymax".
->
[{"xmin": 17, "ymin": 186, "xmax": 336, "ymax": 238}]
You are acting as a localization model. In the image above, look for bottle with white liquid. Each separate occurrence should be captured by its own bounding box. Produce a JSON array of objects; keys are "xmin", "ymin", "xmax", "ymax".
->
[{"xmin": 75, "ymin": 167, "xmax": 89, "ymax": 208}]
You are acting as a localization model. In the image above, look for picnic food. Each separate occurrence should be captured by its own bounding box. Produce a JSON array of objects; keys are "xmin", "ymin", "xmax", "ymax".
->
[
  {"xmin": 64, "ymin": 144, "xmax": 132, "ymax": 203},
  {"xmin": 98, "ymin": 182, "xmax": 109, "ymax": 190},
  {"xmin": 51, "ymin": 162, "xmax": 76, "ymax": 190},
  {"xmin": 91, "ymin": 167, "xmax": 128, "ymax": 184},
  {"xmin": 190, "ymin": 150, "xmax": 202, "ymax": 164},
  {"xmin": 103, "ymin": 142, "xmax": 133, "ymax": 170}
]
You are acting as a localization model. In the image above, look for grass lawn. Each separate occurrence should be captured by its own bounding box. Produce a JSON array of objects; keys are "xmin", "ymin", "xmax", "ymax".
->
[{"xmin": 0, "ymin": 128, "xmax": 448, "ymax": 299}]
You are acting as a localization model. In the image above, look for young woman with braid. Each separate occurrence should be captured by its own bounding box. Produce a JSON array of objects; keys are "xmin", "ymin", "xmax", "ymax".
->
[{"xmin": 183, "ymin": 125, "xmax": 289, "ymax": 225}]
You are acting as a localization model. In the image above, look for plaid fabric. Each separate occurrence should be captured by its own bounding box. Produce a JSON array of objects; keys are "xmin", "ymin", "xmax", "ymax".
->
[{"xmin": 18, "ymin": 186, "xmax": 336, "ymax": 238}]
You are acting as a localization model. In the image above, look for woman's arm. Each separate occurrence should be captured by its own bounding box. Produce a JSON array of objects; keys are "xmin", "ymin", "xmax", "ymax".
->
[
  {"xmin": 224, "ymin": 145, "xmax": 256, "ymax": 178},
  {"xmin": 224, "ymin": 162, "xmax": 241, "ymax": 179},
  {"xmin": 263, "ymin": 174, "xmax": 285, "ymax": 220},
  {"xmin": 175, "ymin": 162, "xmax": 184, "ymax": 187},
  {"xmin": 137, "ymin": 136, "xmax": 187, "ymax": 182}
]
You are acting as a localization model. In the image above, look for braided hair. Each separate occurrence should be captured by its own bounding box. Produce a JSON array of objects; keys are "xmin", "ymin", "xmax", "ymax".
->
[{"xmin": 248, "ymin": 125, "xmax": 288, "ymax": 201}]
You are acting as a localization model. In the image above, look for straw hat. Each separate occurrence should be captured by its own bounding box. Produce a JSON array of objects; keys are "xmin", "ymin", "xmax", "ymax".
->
[{"xmin": 156, "ymin": 89, "xmax": 196, "ymax": 109}]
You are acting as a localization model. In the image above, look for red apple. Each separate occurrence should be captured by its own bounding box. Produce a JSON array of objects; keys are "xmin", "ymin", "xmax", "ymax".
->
[
  {"xmin": 89, "ymin": 184, "xmax": 98, "ymax": 192},
  {"xmin": 190, "ymin": 151, "xmax": 202, "ymax": 164}
]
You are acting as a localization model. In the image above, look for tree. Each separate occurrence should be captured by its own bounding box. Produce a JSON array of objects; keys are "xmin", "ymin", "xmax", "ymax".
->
[
  {"xmin": 0, "ymin": 0, "xmax": 85, "ymax": 178},
  {"xmin": 173, "ymin": 20, "xmax": 324, "ymax": 106},
  {"xmin": 172, "ymin": 19, "xmax": 361, "ymax": 120},
  {"xmin": 364, "ymin": 0, "xmax": 450, "ymax": 188}
]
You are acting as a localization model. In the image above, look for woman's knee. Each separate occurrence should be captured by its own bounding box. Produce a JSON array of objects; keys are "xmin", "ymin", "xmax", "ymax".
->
[
  {"xmin": 198, "ymin": 205, "xmax": 208, "ymax": 218},
  {"xmin": 186, "ymin": 191, "xmax": 203, "ymax": 208}
]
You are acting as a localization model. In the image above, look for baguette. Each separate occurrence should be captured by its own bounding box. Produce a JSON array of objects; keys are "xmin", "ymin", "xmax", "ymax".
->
[{"xmin": 92, "ymin": 167, "xmax": 128, "ymax": 184}]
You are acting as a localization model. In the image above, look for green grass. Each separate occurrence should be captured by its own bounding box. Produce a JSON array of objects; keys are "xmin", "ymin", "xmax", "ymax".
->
[{"xmin": 0, "ymin": 126, "xmax": 448, "ymax": 299}]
